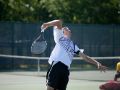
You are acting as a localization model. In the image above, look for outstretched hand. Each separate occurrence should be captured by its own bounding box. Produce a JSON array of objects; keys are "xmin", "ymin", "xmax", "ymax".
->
[{"xmin": 98, "ymin": 64, "xmax": 108, "ymax": 72}]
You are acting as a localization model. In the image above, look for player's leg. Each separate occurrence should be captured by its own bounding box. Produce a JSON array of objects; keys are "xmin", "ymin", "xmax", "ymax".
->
[
  {"xmin": 58, "ymin": 74, "xmax": 69, "ymax": 90},
  {"xmin": 46, "ymin": 61, "xmax": 69, "ymax": 90},
  {"xmin": 57, "ymin": 62, "xmax": 69, "ymax": 90},
  {"xmin": 47, "ymin": 85, "xmax": 59, "ymax": 90},
  {"xmin": 46, "ymin": 62, "xmax": 60, "ymax": 90},
  {"xmin": 47, "ymin": 85, "xmax": 55, "ymax": 90}
]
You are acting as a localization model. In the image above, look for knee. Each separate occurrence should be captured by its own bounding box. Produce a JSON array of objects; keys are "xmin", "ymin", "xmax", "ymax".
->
[{"xmin": 47, "ymin": 85, "xmax": 55, "ymax": 90}]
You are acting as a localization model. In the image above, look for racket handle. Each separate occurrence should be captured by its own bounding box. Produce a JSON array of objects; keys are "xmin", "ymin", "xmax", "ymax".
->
[
  {"xmin": 41, "ymin": 29, "xmax": 44, "ymax": 32},
  {"xmin": 41, "ymin": 29, "xmax": 45, "ymax": 32},
  {"xmin": 41, "ymin": 25, "xmax": 46, "ymax": 32}
]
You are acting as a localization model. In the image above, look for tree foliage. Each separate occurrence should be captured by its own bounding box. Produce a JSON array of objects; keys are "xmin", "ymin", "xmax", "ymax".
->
[{"xmin": 0, "ymin": 0, "xmax": 119, "ymax": 24}]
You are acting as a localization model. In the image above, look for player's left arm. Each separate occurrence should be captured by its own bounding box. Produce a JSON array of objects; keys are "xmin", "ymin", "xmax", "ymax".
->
[{"xmin": 78, "ymin": 52, "xmax": 108, "ymax": 72}]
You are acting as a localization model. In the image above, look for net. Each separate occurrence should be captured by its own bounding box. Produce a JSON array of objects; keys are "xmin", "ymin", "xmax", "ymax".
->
[{"xmin": 0, "ymin": 54, "xmax": 120, "ymax": 81}]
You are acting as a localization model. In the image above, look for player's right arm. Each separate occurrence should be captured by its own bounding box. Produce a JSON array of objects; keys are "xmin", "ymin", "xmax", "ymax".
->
[{"xmin": 41, "ymin": 19, "xmax": 62, "ymax": 30}]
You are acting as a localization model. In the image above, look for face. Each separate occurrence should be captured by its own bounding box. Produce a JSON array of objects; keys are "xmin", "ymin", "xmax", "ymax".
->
[{"xmin": 62, "ymin": 27, "xmax": 71, "ymax": 38}]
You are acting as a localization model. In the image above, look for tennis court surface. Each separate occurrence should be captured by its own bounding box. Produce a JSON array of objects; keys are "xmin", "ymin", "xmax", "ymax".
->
[{"xmin": 0, "ymin": 71, "xmax": 115, "ymax": 90}]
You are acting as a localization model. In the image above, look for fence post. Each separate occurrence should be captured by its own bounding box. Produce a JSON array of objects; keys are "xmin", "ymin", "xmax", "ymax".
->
[{"xmin": 37, "ymin": 59, "xmax": 40, "ymax": 75}]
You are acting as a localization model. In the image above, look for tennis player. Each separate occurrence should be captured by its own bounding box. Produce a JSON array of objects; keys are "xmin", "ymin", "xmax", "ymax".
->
[
  {"xmin": 114, "ymin": 62, "xmax": 120, "ymax": 81},
  {"xmin": 41, "ymin": 19, "xmax": 108, "ymax": 90}
]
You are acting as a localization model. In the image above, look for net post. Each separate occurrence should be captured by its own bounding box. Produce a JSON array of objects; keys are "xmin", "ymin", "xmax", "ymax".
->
[{"xmin": 37, "ymin": 59, "xmax": 40, "ymax": 75}]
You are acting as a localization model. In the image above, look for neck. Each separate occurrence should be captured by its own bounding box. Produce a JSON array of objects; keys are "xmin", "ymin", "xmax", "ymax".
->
[{"xmin": 64, "ymin": 35, "xmax": 71, "ymax": 39}]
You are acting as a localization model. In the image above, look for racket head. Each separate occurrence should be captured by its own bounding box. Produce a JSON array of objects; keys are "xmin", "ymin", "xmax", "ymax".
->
[{"xmin": 31, "ymin": 32, "xmax": 47, "ymax": 54}]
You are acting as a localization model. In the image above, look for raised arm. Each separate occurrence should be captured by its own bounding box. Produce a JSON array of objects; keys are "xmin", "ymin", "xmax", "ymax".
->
[
  {"xmin": 79, "ymin": 52, "xmax": 108, "ymax": 72},
  {"xmin": 41, "ymin": 19, "xmax": 62, "ymax": 31}
]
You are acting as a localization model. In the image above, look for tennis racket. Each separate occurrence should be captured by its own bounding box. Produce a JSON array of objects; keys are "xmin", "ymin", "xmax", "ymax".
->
[{"xmin": 31, "ymin": 29, "xmax": 47, "ymax": 54}]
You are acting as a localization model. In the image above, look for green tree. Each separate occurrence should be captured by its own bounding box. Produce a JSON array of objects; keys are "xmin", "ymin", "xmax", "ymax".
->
[
  {"xmin": 41, "ymin": 0, "xmax": 119, "ymax": 24},
  {"xmin": 0, "ymin": 0, "xmax": 119, "ymax": 24},
  {"xmin": 0, "ymin": 0, "xmax": 51, "ymax": 22}
]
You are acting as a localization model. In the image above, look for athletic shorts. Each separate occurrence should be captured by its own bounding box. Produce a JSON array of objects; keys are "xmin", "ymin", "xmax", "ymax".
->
[{"xmin": 46, "ymin": 61, "xmax": 69, "ymax": 90}]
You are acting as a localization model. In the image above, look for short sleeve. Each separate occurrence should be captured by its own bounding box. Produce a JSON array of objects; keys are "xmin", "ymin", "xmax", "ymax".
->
[
  {"xmin": 74, "ymin": 45, "xmax": 84, "ymax": 55},
  {"xmin": 74, "ymin": 45, "xmax": 80, "ymax": 52},
  {"xmin": 53, "ymin": 26, "xmax": 64, "ymax": 43}
]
